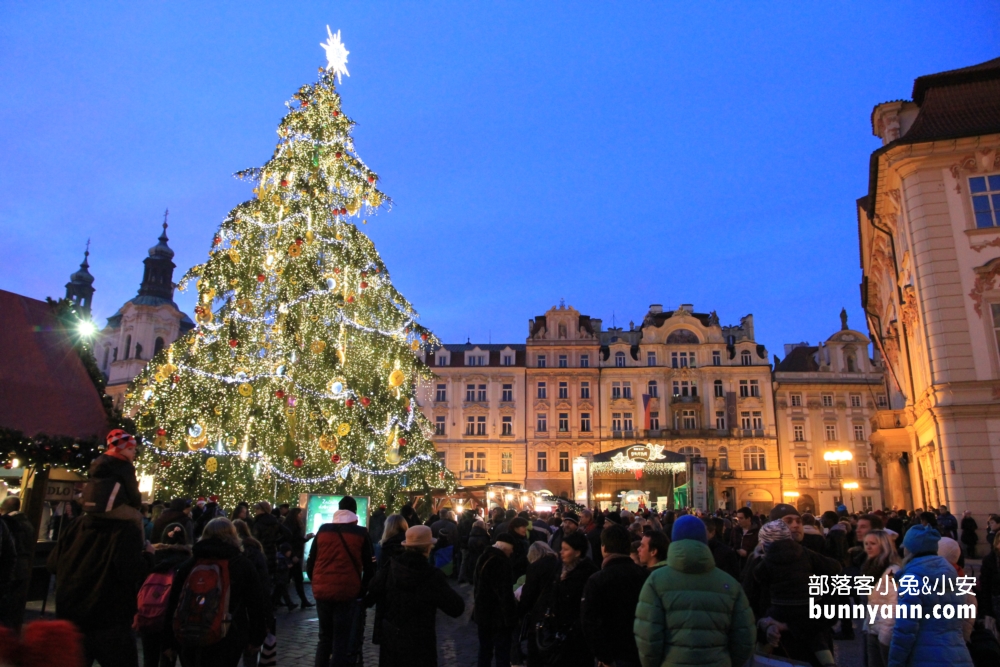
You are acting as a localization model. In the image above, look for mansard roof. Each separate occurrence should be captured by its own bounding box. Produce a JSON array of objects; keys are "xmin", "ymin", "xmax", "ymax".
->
[
  {"xmin": 774, "ymin": 345, "xmax": 820, "ymax": 373},
  {"xmin": 428, "ymin": 343, "xmax": 526, "ymax": 368}
]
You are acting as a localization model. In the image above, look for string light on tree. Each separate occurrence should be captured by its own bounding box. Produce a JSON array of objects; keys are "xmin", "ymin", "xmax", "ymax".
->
[{"xmin": 126, "ymin": 29, "xmax": 451, "ymax": 505}]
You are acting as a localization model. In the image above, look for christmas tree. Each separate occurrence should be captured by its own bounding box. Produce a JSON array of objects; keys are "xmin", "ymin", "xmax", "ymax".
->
[{"xmin": 126, "ymin": 29, "xmax": 452, "ymax": 506}]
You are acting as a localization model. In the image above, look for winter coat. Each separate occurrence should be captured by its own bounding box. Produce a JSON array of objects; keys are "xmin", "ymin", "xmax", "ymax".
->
[
  {"xmin": 539, "ymin": 557, "xmax": 599, "ymax": 667},
  {"xmin": 744, "ymin": 538, "xmax": 841, "ymax": 618},
  {"xmin": 517, "ymin": 552, "xmax": 560, "ymax": 624},
  {"xmin": 730, "ymin": 525, "xmax": 759, "ymax": 555},
  {"xmin": 888, "ymin": 554, "xmax": 973, "ymax": 667},
  {"xmin": 581, "ymin": 554, "xmax": 649, "ymax": 666},
  {"xmin": 510, "ymin": 533, "xmax": 530, "ymax": 579},
  {"xmin": 365, "ymin": 548, "xmax": 465, "ymax": 667},
  {"xmin": 937, "ymin": 512, "xmax": 958, "ymax": 540},
  {"xmin": 47, "ymin": 515, "xmax": 150, "ymax": 631},
  {"xmin": 456, "ymin": 512, "xmax": 475, "ymax": 549},
  {"xmin": 707, "ymin": 537, "xmax": 741, "ymax": 581},
  {"xmin": 151, "ymin": 509, "xmax": 194, "ymax": 545},
  {"xmin": 976, "ymin": 550, "xmax": 1000, "ymax": 618},
  {"xmin": 429, "ymin": 518, "xmax": 457, "ymax": 543},
  {"xmin": 800, "ymin": 525, "xmax": 826, "ymax": 555},
  {"xmin": 284, "ymin": 517, "xmax": 307, "ymax": 559},
  {"xmin": 473, "ymin": 546, "xmax": 517, "ymax": 629},
  {"xmin": 0, "ymin": 520, "xmax": 15, "ymax": 593},
  {"xmin": 960, "ymin": 517, "xmax": 978, "ymax": 549},
  {"xmin": 85, "ymin": 453, "xmax": 142, "ymax": 511},
  {"xmin": 151, "ymin": 543, "xmax": 192, "ymax": 573},
  {"xmin": 306, "ymin": 522, "xmax": 375, "ymax": 602},
  {"xmin": 378, "ymin": 531, "xmax": 406, "ymax": 570},
  {"xmin": 824, "ymin": 524, "xmax": 851, "ymax": 567},
  {"xmin": 865, "ymin": 563, "xmax": 900, "ymax": 644},
  {"xmin": 368, "ymin": 509, "xmax": 387, "ymax": 545},
  {"xmin": 164, "ymin": 538, "xmax": 267, "ymax": 659},
  {"xmin": 549, "ymin": 527, "xmax": 592, "ymax": 560},
  {"xmin": 251, "ymin": 512, "xmax": 292, "ymax": 573},
  {"xmin": 1, "ymin": 512, "xmax": 34, "ymax": 582},
  {"xmin": 634, "ymin": 539, "xmax": 755, "ymax": 667},
  {"xmin": 466, "ymin": 525, "xmax": 490, "ymax": 568}
]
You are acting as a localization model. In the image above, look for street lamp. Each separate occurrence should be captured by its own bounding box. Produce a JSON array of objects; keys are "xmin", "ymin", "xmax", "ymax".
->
[
  {"xmin": 842, "ymin": 481, "xmax": 859, "ymax": 513},
  {"xmin": 823, "ymin": 451, "xmax": 853, "ymax": 511}
]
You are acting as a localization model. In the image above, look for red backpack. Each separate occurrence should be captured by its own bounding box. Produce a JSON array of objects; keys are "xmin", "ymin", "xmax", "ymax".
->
[
  {"xmin": 133, "ymin": 571, "xmax": 174, "ymax": 631},
  {"xmin": 172, "ymin": 559, "xmax": 232, "ymax": 647}
]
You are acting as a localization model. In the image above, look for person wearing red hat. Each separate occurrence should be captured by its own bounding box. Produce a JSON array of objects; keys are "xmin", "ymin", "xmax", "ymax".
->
[{"xmin": 80, "ymin": 429, "xmax": 143, "ymax": 529}]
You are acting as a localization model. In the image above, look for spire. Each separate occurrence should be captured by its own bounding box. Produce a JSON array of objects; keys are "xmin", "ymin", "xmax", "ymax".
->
[
  {"xmin": 138, "ymin": 211, "xmax": 177, "ymax": 303},
  {"xmin": 65, "ymin": 239, "xmax": 96, "ymax": 313}
]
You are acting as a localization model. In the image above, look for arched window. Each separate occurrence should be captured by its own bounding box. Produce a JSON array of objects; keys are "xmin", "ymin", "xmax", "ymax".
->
[
  {"xmin": 102, "ymin": 346, "xmax": 110, "ymax": 370},
  {"xmin": 134, "ymin": 343, "xmax": 143, "ymax": 360},
  {"xmin": 741, "ymin": 350, "xmax": 752, "ymax": 366},
  {"xmin": 718, "ymin": 446, "xmax": 729, "ymax": 470},
  {"xmin": 124, "ymin": 335, "xmax": 131, "ymax": 359},
  {"xmin": 666, "ymin": 329, "xmax": 700, "ymax": 344},
  {"xmin": 647, "ymin": 380, "xmax": 658, "ymax": 398},
  {"xmin": 677, "ymin": 446, "xmax": 701, "ymax": 456},
  {"xmin": 154, "ymin": 337, "xmax": 165, "ymax": 356},
  {"xmin": 615, "ymin": 351, "xmax": 626, "ymax": 367},
  {"xmin": 743, "ymin": 446, "xmax": 766, "ymax": 471},
  {"xmin": 846, "ymin": 354, "xmax": 856, "ymax": 372}
]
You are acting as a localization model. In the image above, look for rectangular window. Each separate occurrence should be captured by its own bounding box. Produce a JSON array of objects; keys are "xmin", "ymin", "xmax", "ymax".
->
[
  {"xmin": 622, "ymin": 382, "xmax": 632, "ymax": 399},
  {"xmin": 434, "ymin": 416, "xmax": 446, "ymax": 435},
  {"xmin": 712, "ymin": 350, "xmax": 721, "ymax": 366},
  {"xmin": 850, "ymin": 394, "xmax": 861, "ymax": 408},
  {"xmin": 648, "ymin": 381, "xmax": 659, "ymax": 398},
  {"xmin": 537, "ymin": 355, "xmax": 546, "ymax": 368},
  {"xmin": 740, "ymin": 411, "xmax": 751, "ymax": 429},
  {"xmin": 793, "ymin": 424, "xmax": 805, "ymax": 441},
  {"xmin": 537, "ymin": 382, "xmax": 547, "ymax": 399},
  {"xmin": 537, "ymin": 451, "xmax": 547, "ymax": 472},
  {"xmin": 437, "ymin": 355, "xmax": 448, "ymax": 366},
  {"xmin": 671, "ymin": 351, "xmax": 693, "ymax": 368},
  {"xmin": 611, "ymin": 412, "xmax": 622, "ymax": 432},
  {"xmin": 611, "ymin": 382, "xmax": 622, "ymax": 399},
  {"xmin": 790, "ymin": 393, "xmax": 801, "ymax": 407},
  {"xmin": 580, "ymin": 354, "xmax": 589, "ymax": 368},
  {"xmin": 876, "ymin": 394, "xmax": 888, "ymax": 408},
  {"xmin": 466, "ymin": 384, "xmax": 475, "ymax": 402},
  {"xmin": 435, "ymin": 384, "xmax": 447, "ymax": 402},
  {"xmin": 476, "ymin": 415, "xmax": 486, "ymax": 436},
  {"xmin": 715, "ymin": 411, "xmax": 726, "ymax": 430},
  {"xmin": 822, "ymin": 394, "xmax": 833, "ymax": 407},
  {"xmin": 739, "ymin": 380, "xmax": 749, "ymax": 398},
  {"xmin": 436, "ymin": 451, "xmax": 446, "ymax": 467},
  {"xmin": 797, "ymin": 462, "xmax": 808, "ymax": 479},
  {"xmin": 501, "ymin": 384, "xmax": 513, "ymax": 402},
  {"xmin": 558, "ymin": 354, "xmax": 568, "ymax": 368},
  {"xmin": 465, "ymin": 416, "xmax": 475, "ymax": 435},
  {"xmin": 615, "ymin": 353, "xmax": 626, "ymax": 368},
  {"xmin": 477, "ymin": 384, "xmax": 487, "ymax": 402},
  {"xmin": 861, "ymin": 496, "xmax": 874, "ymax": 513},
  {"xmin": 476, "ymin": 451, "xmax": 487, "ymax": 472},
  {"xmin": 464, "ymin": 451, "xmax": 475, "ymax": 471},
  {"xmin": 681, "ymin": 410, "xmax": 696, "ymax": 429},
  {"xmin": 536, "ymin": 414, "xmax": 547, "ymax": 432},
  {"xmin": 858, "ymin": 461, "xmax": 869, "ymax": 478},
  {"xmin": 649, "ymin": 411, "xmax": 659, "ymax": 431},
  {"xmin": 714, "ymin": 380, "xmax": 724, "ymax": 397},
  {"xmin": 502, "ymin": 416, "xmax": 512, "ymax": 436},
  {"xmin": 558, "ymin": 382, "xmax": 568, "ymax": 399},
  {"xmin": 502, "ymin": 451, "xmax": 513, "ymax": 474},
  {"xmin": 647, "ymin": 351, "xmax": 656, "ymax": 366},
  {"xmin": 970, "ymin": 175, "xmax": 1000, "ymax": 228},
  {"xmin": 830, "ymin": 462, "xmax": 842, "ymax": 478},
  {"xmin": 752, "ymin": 411, "xmax": 763, "ymax": 430},
  {"xmin": 750, "ymin": 379, "xmax": 760, "ymax": 397},
  {"xmin": 854, "ymin": 425, "xmax": 866, "ymax": 441},
  {"xmin": 580, "ymin": 382, "xmax": 590, "ymax": 399},
  {"xmin": 559, "ymin": 452, "xmax": 570, "ymax": 472},
  {"xmin": 623, "ymin": 412, "xmax": 634, "ymax": 431},
  {"xmin": 580, "ymin": 413, "xmax": 591, "ymax": 432},
  {"xmin": 825, "ymin": 424, "xmax": 837, "ymax": 441},
  {"xmin": 502, "ymin": 354, "xmax": 513, "ymax": 366},
  {"xmin": 558, "ymin": 413, "xmax": 569, "ymax": 432}
]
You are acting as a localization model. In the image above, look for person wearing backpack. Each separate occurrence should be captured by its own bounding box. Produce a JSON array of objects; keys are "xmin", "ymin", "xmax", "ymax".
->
[
  {"xmin": 164, "ymin": 517, "xmax": 267, "ymax": 667},
  {"xmin": 306, "ymin": 496, "xmax": 375, "ymax": 667},
  {"xmin": 80, "ymin": 429, "xmax": 144, "ymax": 529},
  {"xmin": 136, "ymin": 523, "xmax": 191, "ymax": 667}
]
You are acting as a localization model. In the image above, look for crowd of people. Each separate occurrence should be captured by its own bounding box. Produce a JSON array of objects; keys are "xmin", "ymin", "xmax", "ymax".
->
[{"xmin": 2, "ymin": 430, "xmax": 1000, "ymax": 667}]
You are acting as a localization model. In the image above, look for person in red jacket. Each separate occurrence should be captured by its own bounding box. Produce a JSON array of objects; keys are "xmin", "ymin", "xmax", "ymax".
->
[{"xmin": 306, "ymin": 496, "xmax": 375, "ymax": 667}]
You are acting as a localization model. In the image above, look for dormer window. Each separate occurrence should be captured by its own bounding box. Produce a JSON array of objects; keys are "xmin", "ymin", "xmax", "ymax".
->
[
  {"xmin": 437, "ymin": 355, "xmax": 449, "ymax": 366},
  {"xmin": 467, "ymin": 354, "xmax": 486, "ymax": 366},
  {"xmin": 502, "ymin": 354, "xmax": 513, "ymax": 366},
  {"xmin": 741, "ymin": 350, "xmax": 752, "ymax": 366},
  {"xmin": 615, "ymin": 351, "xmax": 626, "ymax": 367}
]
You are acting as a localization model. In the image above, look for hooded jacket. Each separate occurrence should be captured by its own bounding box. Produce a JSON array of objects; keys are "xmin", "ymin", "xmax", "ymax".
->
[
  {"xmin": 365, "ymin": 548, "xmax": 465, "ymax": 667},
  {"xmin": 888, "ymin": 554, "xmax": 973, "ymax": 667},
  {"xmin": 581, "ymin": 554, "xmax": 649, "ymax": 665},
  {"xmin": 541, "ymin": 556, "xmax": 599, "ymax": 667},
  {"xmin": 377, "ymin": 530, "xmax": 406, "ymax": 570},
  {"xmin": 306, "ymin": 521, "xmax": 374, "ymax": 602},
  {"xmin": 473, "ymin": 546, "xmax": 517, "ymax": 629},
  {"xmin": 85, "ymin": 453, "xmax": 142, "ymax": 511},
  {"xmin": 251, "ymin": 511, "xmax": 292, "ymax": 572},
  {"xmin": 152, "ymin": 509, "xmax": 194, "ymax": 545},
  {"xmin": 634, "ymin": 539, "xmax": 754, "ymax": 667}
]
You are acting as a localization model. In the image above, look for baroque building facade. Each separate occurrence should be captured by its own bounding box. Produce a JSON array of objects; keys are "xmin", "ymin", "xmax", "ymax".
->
[
  {"xmin": 858, "ymin": 58, "xmax": 1000, "ymax": 522},
  {"xmin": 773, "ymin": 312, "xmax": 886, "ymax": 515}
]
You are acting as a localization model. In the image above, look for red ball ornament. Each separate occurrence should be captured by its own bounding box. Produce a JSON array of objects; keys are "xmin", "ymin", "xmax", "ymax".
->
[
  {"xmin": 333, "ymin": 267, "xmax": 341, "ymax": 274},
  {"xmin": 331, "ymin": 454, "xmax": 341, "ymax": 463},
  {"xmin": 347, "ymin": 295, "xmax": 355, "ymax": 304},
  {"xmin": 156, "ymin": 428, "xmax": 166, "ymax": 436},
  {"xmin": 301, "ymin": 99, "xmax": 309, "ymax": 107},
  {"xmin": 257, "ymin": 274, "xmax": 266, "ymax": 282},
  {"xmin": 335, "ymin": 151, "xmax": 342, "ymax": 159},
  {"xmin": 344, "ymin": 398, "xmax": 354, "ymax": 408},
  {"xmin": 374, "ymin": 267, "xmax": 381, "ymax": 274},
  {"xmin": 213, "ymin": 236, "xmax": 221, "ymax": 246},
  {"xmin": 339, "ymin": 207, "xmax": 347, "ymax": 215},
  {"xmin": 160, "ymin": 459, "xmax": 171, "ymax": 468},
  {"xmin": 172, "ymin": 375, "xmax": 180, "ymax": 383},
  {"xmin": 333, "ymin": 110, "xmax": 340, "ymax": 117},
  {"xmin": 360, "ymin": 397, "xmax": 371, "ymax": 407},
  {"xmin": 360, "ymin": 281, "xmax": 368, "ymax": 289},
  {"xmin": 295, "ymin": 237, "xmax": 304, "ymax": 246},
  {"xmin": 367, "ymin": 175, "xmax": 375, "ymax": 184},
  {"xmin": 398, "ymin": 437, "xmax": 407, "ymax": 447},
  {"xmin": 293, "ymin": 457, "xmax": 304, "ymax": 468},
  {"xmin": 275, "ymin": 390, "xmax": 285, "ymax": 399},
  {"xmin": 420, "ymin": 333, "xmax": 428, "ymax": 341},
  {"xmin": 229, "ymin": 339, "xmax": 239, "ymax": 348}
]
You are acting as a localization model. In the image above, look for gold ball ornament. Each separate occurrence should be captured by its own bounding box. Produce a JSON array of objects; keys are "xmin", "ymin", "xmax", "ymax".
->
[
  {"xmin": 337, "ymin": 423, "xmax": 351, "ymax": 437},
  {"xmin": 310, "ymin": 340, "xmax": 327, "ymax": 354},
  {"xmin": 410, "ymin": 340, "xmax": 420, "ymax": 351},
  {"xmin": 227, "ymin": 249, "xmax": 240, "ymax": 264},
  {"xmin": 186, "ymin": 436, "xmax": 207, "ymax": 451},
  {"xmin": 205, "ymin": 457, "xmax": 218, "ymax": 473},
  {"xmin": 388, "ymin": 369, "xmax": 406, "ymax": 388},
  {"xmin": 319, "ymin": 434, "xmax": 338, "ymax": 452},
  {"xmin": 236, "ymin": 298, "xmax": 253, "ymax": 314},
  {"xmin": 287, "ymin": 243, "xmax": 302, "ymax": 258},
  {"xmin": 237, "ymin": 383, "xmax": 254, "ymax": 397}
]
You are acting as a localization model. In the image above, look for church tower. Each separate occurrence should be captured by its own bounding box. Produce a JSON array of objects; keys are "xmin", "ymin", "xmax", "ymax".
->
[
  {"xmin": 65, "ymin": 242, "xmax": 95, "ymax": 314},
  {"xmin": 138, "ymin": 212, "xmax": 177, "ymax": 303}
]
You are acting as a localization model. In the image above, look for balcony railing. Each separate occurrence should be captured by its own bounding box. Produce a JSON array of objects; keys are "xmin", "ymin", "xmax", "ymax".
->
[{"xmin": 671, "ymin": 395, "xmax": 700, "ymax": 404}]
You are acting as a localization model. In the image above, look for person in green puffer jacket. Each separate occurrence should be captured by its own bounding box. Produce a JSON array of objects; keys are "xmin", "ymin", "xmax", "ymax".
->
[{"xmin": 633, "ymin": 515, "xmax": 755, "ymax": 667}]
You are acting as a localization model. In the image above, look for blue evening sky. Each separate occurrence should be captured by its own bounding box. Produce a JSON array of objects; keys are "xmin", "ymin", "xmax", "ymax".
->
[{"xmin": 1, "ymin": 3, "xmax": 997, "ymax": 357}]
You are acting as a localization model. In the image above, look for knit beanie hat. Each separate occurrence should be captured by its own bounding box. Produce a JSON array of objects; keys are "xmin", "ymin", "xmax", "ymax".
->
[
  {"xmin": 758, "ymin": 520, "xmax": 793, "ymax": 550},
  {"xmin": 106, "ymin": 429, "xmax": 136, "ymax": 451},
  {"xmin": 902, "ymin": 524, "xmax": 941, "ymax": 555},
  {"xmin": 338, "ymin": 496, "xmax": 358, "ymax": 513},
  {"xmin": 671, "ymin": 514, "xmax": 707, "ymax": 543},
  {"xmin": 937, "ymin": 536, "xmax": 961, "ymax": 565}
]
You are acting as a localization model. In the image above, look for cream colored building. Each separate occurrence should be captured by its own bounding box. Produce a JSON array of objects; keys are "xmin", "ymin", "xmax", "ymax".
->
[
  {"xmin": 773, "ymin": 313, "xmax": 886, "ymax": 515},
  {"xmin": 859, "ymin": 57, "xmax": 1000, "ymax": 522}
]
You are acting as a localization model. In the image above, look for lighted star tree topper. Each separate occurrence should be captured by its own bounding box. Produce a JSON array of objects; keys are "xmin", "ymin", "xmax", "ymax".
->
[{"xmin": 126, "ymin": 30, "xmax": 453, "ymax": 505}]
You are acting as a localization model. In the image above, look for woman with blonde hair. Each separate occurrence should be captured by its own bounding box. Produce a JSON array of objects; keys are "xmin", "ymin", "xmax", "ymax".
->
[
  {"xmin": 378, "ymin": 514, "xmax": 409, "ymax": 569},
  {"xmin": 164, "ymin": 518, "xmax": 267, "ymax": 666},
  {"xmin": 862, "ymin": 529, "xmax": 901, "ymax": 667}
]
